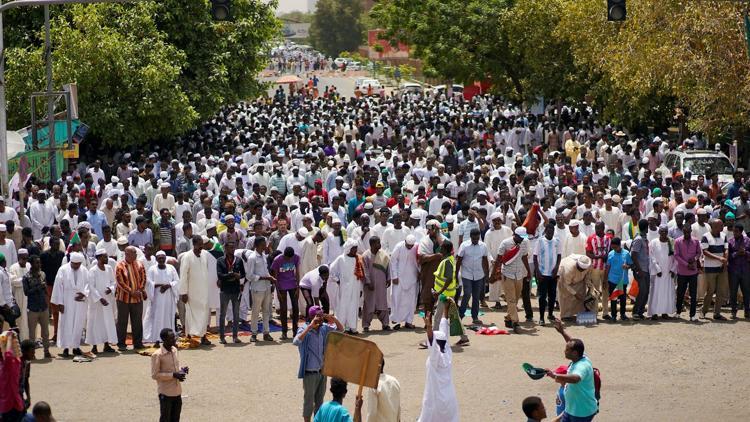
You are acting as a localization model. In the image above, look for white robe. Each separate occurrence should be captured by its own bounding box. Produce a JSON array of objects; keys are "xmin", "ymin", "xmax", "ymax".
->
[
  {"xmin": 418, "ymin": 318, "xmax": 459, "ymax": 422},
  {"xmin": 365, "ymin": 373, "xmax": 402, "ymax": 422},
  {"xmin": 0, "ymin": 241, "xmax": 17, "ymax": 267},
  {"xmin": 84, "ymin": 265, "xmax": 118, "ymax": 345},
  {"xmin": 562, "ymin": 233, "xmax": 587, "ymax": 258},
  {"xmin": 322, "ymin": 234, "xmax": 344, "ymax": 265},
  {"xmin": 8, "ymin": 263, "xmax": 29, "ymax": 340},
  {"xmin": 330, "ymin": 254, "xmax": 362, "ymax": 331},
  {"xmin": 179, "ymin": 251, "xmax": 211, "ymax": 337},
  {"xmin": 206, "ymin": 253, "xmax": 220, "ymax": 311},
  {"xmin": 382, "ymin": 226, "xmax": 409, "ymax": 253},
  {"xmin": 144, "ymin": 264, "xmax": 179, "ymax": 343},
  {"xmin": 648, "ymin": 238, "xmax": 677, "ymax": 316},
  {"xmin": 51, "ymin": 264, "xmax": 89, "ymax": 349},
  {"xmin": 390, "ymin": 241, "xmax": 419, "ymax": 324}
]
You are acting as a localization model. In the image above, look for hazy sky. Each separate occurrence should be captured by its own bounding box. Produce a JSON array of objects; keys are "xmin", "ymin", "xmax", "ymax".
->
[{"xmin": 275, "ymin": 0, "xmax": 311, "ymax": 14}]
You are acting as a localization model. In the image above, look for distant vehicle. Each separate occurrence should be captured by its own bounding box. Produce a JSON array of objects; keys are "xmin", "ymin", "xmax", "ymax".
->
[
  {"xmin": 658, "ymin": 149, "xmax": 736, "ymax": 186},
  {"xmin": 431, "ymin": 84, "xmax": 464, "ymax": 95},
  {"xmin": 397, "ymin": 82, "xmax": 424, "ymax": 95},
  {"xmin": 354, "ymin": 77, "xmax": 369, "ymax": 89},
  {"xmin": 359, "ymin": 79, "xmax": 382, "ymax": 93},
  {"xmin": 347, "ymin": 61, "xmax": 362, "ymax": 71},
  {"xmin": 333, "ymin": 58, "xmax": 349, "ymax": 68}
]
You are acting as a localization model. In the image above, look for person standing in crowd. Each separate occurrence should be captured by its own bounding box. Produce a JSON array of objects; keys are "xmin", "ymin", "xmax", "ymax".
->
[
  {"xmin": 8, "ymin": 250, "xmax": 29, "ymax": 340},
  {"xmin": 456, "ymin": 228, "xmax": 489, "ymax": 326},
  {"xmin": 361, "ymin": 236, "xmax": 391, "ymax": 332},
  {"xmin": 493, "ymin": 227, "xmax": 531, "ymax": 332},
  {"xmin": 674, "ymin": 224, "xmax": 702, "ymax": 321},
  {"xmin": 605, "ymin": 238, "xmax": 633, "ymax": 321},
  {"xmin": 585, "ymin": 222, "xmax": 610, "ymax": 320},
  {"xmin": 535, "ymin": 222, "xmax": 561, "ymax": 325},
  {"xmin": 546, "ymin": 320, "xmax": 598, "ymax": 422},
  {"xmin": 728, "ymin": 224, "xmax": 750, "ymax": 319},
  {"xmin": 50, "ymin": 252, "xmax": 88, "ymax": 357},
  {"xmin": 389, "ymin": 235, "xmax": 419, "ymax": 329},
  {"xmin": 85, "ymin": 249, "xmax": 118, "ymax": 354},
  {"xmin": 217, "ymin": 242, "xmax": 245, "ymax": 344},
  {"xmin": 22, "ymin": 255, "xmax": 52, "ymax": 358},
  {"xmin": 179, "ymin": 236, "xmax": 212, "ymax": 346},
  {"xmin": 245, "ymin": 236, "xmax": 275, "ymax": 342},
  {"xmin": 700, "ymin": 219, "xmax": 729, "ymax": 320},
  {"xmin": 115, "ymin": 246, "xmax": 147, "ymax": 351},
  {"xmin": 293, "ymin": 306, "xmax": 343, "ymax": 422},
  {"xmin": 40, "ymin": 238, "xmax": 64, "ymax": 341},
  {"xmin": 647, "ymin": 225, "xmax": 677, "ymax": 319},
  {"xmin": 629, "ymin": 219, "xmax": 651, "ymax": 320},
  {"xmin": 417, "ymin": 220, "xmax": 444, "ymax": 325},
  {"xmin": 144, "ymin": 251, "xmax": 180, "ymax": 346},
  {"xmin": 364, "ymin": 358, "xmax": 401, "ymax": 422},
  {"xmin": 522, "ymin": 396, "xmax": 550, "ymax": 422},
  {"xmin": 329, "ymin": 239, "xmax": 364, "ymax": 334},
  {"xmin": 151, "ymin": 328, "xmax": 188, "ymax": 422},
  {"xmin": 418, "ymin": 300, "xmax": 459, "ymax": 422},
  {"xmin": 314, "ymin": 377, "xmax": 363, "ymax": 422},
  {"xmin": 270, "ymin": 246, "xmax": 301, "ymax": 340}
]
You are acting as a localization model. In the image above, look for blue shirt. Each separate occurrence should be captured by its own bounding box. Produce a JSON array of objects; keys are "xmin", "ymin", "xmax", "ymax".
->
[
  {"xmin": 564, "ymin": 356, "xmax": 598, "ymax": 417},
  {"xmin": 606, "ymin": 249, "xmax": 633, "ymax": 284},
  {"xmin": 314, "ymin": 400, "xmax": 352, "ymax": 422},
  {"xmin": 86, "ymin": 210, "xmax": 107, "ymax": 239},
  {"xmin": 535, "ymin": 236, "xmax": 560, "ymax": 277},
  {"xmin": 294, "ymin": 323, "xmax": 333, "ymax": 378}
]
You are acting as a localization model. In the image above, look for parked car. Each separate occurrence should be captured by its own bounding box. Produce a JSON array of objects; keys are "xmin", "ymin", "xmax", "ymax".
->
[
  {"xmin": 431, "ymin": 84, "xmax": 464, "ymax": 95},
  {"xmin": 397, "ymin": 82, "xmax": 424, "ymax": 95},
  {"xmin": 347, "ymin": 61, "xmax": 362, "ymax": 71},
  {"xmin": 658, "ymin": 149, "xmax": 735, "ymax": 186},
  {"xmin": 354, "ymin": 77, "xmax": 369, "ymax": 89},
  {"xmin": 359, "ymin": 79, "xmax": 383, "ymax": 94},
  {"xmin": 333, "ymin": 57, "xmax": 349, "ymax": 68}
]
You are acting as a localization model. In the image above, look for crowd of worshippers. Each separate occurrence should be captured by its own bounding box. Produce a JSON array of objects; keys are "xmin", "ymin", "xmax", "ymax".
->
[{"xmin": 0, "ymin": 89, "xmax": 747, "ymax": 358}]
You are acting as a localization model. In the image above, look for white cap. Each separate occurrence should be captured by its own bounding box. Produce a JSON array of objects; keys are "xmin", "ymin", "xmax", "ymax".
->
[
  {"xmin": 117, "ymin": 236, "xmax": 129, "ymax": 245},
  {"xmin": 18, "ymin": 248, "xmax": 28, "ymax": 255},
  {"xmin": 577, "ymin": 255, "xmax": 592, "ymax": 269},
  {"xmin": 405, "ymin": 235, "xmax": 416, "ymax": 245},
  {"xmin": 155, "ymin": 251, "xmax": 167, "ymax": 257},
  {"xmin": 426, "ymin": 219, "xmax": 441, "ymax": 228},
  {"xmin": 569, "ymin": 219, "xmax": 580, "ymax": 227},
  {"xmin": 297, "ymin": 227, "xmax": 309, "ymax": 237},
  {"xmin": 70, "ymin": 252, "xmax": 85, "ymax": 263},
  {"xmin": 437, "ymin": 183, "xmax": 445, "ymax": 189},
  {"xmin": 514, "ymin": 226, "xmax": 528, "ymax": 238},
  {"xmin": 95, "ymin": 248, "xmax": 108, "ymax": 256},
  {"xmin": 490, "ymin": 212, "xmax": 503, "ymax": 221},
  {"xmin": 445, "ymin": 215, "xmax": 456, "ymax": 223}
]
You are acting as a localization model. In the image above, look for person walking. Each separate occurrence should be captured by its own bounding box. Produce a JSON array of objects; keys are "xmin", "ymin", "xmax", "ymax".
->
[
  {"xmin": 151, "ymin": 328, "xmax": 188, "ymax": 422},
  {"xmin": 545, "ymin": 320, "xmax": 598, "ymax": 422},
  {"xmin": 456, "ymin": 228, "xmax": 489, "ymax": 326},
  {"xmin": 115, "ymin": 246, "xmax": 147, "ymax": 350},
  {"xmin": 293, "ymin": 306, "xmax": 343, "ymax": 422},
  {"xmin": 493, "ymin": 227, "xmax": 531, "ymax": 332}
]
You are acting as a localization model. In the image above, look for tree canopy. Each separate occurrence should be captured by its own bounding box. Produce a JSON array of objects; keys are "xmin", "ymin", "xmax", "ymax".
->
[
  {"xmin": 372, "ymin": 0, "xmax": 750, "ymax": 137},
  {"xmin": 309, "ymin": 0, "xmax": 364, "ymax": 57},
  {"xmin": 5, "ymin": 0, "xmax": 280, "ymax": 148}
]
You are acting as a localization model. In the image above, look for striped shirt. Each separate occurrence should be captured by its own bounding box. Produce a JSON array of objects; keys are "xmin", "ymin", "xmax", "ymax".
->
[
  {"xmin": 585, "ymin": 234, "xmax": 611, "ymax": 271},
  {"xmin": 700, "ymin": 232, "xmax": 727, "ymax": 273},
  {"xmin": 115, "ymin": 260, "xmax": 147, "ymax": 303},
  {"xmin": 534, "ymin": 236, "xmax": 560, "ymax": 276}
]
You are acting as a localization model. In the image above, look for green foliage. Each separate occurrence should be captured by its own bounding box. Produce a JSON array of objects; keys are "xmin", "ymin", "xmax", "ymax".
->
[
  {"xmin": 309, "ymin": 0, "xmax": 364, "ymax": 57},
  {"xmin": 4, "ymin": 0, "xmax": 280, "ymax": 148},
  {"xmin": 278, "ymin": 10, "xmax": 313, "ymax": 23}
]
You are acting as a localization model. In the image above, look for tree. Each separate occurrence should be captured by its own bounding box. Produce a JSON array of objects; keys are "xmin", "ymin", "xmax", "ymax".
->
[
  {"xmin": 4, "ymin": 0, "xmax": 281, "ymax": 147},
  {"xmin": 6, "ymin": 3, "xmax": 196, "ymax": 147},
  {"xmin": 309, "ymin": 0, "xmax": 364, "ymax": 57},
  {"xmin": 278, "ymin": 10, "xmax": 313, "ymax": 23}
]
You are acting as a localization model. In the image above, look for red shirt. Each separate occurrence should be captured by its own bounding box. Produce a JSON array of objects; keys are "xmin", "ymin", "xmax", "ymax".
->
[
  {"xmin": 586, "ymin": 233, "xmax": 611, "ymax": 271},
  {"xmin": 307, "ymin": 189, "xmax": 328, "ymax": 204},
  {"xmin": 0, "ymin": 352, "xmax": 24, "ymax": 413}
]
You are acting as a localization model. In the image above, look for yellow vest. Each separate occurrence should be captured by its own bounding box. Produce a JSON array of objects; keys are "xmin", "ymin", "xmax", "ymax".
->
[{"xmin": 433, "ymin": 255, "xmax": 457, "ymax": 297}]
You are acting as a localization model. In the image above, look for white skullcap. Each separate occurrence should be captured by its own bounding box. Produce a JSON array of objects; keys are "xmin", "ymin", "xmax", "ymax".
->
[
  {"xmin": 95, "ymin": 248, "xmax": 108, "ymax": 256},
  {"xmin": 155, "ymin": 251, "xmax": 167, "ymax": 257},
  {"xmin": 70, "ymin": 252, "xmax": 85, "ymax": 263},
  {"xmin": 18, "ymin": 248, "xmax": 28, "ymax": 255},
  {"xmin": 297, "ymin": 227, "xmax": 309, "ymax": 237},
  {"xmin": 405, "ymin": 235, "xmax": 416, "ymax": 245}
]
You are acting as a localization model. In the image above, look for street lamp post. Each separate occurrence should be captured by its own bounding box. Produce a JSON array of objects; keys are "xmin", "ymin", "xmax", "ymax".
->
[{"xmin": 0, "ymin": 0, "xmax": 137, "ymax": 197}]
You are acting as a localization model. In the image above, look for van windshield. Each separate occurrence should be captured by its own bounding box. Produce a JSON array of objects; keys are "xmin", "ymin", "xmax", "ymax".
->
[{"xmin": 683, "ymin": 156, "xmax": 734, "ymax": 176}]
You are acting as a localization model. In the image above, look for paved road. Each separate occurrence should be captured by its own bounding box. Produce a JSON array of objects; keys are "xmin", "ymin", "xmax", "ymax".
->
[{"xmin": 262, "ymin": 70, "xmax": 387, "ymax": 99}]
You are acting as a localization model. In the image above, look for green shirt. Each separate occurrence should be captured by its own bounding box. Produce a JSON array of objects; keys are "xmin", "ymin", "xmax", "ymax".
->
[
  {"xmin": 314, "ymin": 400, "xmax": 352, "ymax": 422},
  {"xmin": 564, "ymin": 356, "xmax": 598, "ymax": 417}
]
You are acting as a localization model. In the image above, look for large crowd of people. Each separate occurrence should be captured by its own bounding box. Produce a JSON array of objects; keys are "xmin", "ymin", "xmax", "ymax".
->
[{"xmin": 0, "ymin": 75, "xmax": 746, "ymax": 421}]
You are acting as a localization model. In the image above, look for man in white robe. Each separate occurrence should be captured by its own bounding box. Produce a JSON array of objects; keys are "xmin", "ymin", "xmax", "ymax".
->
[
  {"xmin": 562, "ymin": 220, "xmax": 588, "ymax": 258},
  {"xmin": 418, "ymin": 303, "xmax": 459, "ymax": 422},
  {"xmin": 8, "ymin": 249, "xmax": 30, "ymax": 340},
  {"xmin": 365, "ymin": 359, "xmax": 401, "ymax": 422},
  {"xmin": 389, "ymin": 236, "xmax": 419, "ymax": 329},
  {"xmin": 179, "ymin": 235, "xmax": 212, "ymax": 345},
  {"xmin": 648, "ymin": 225, "xmax": 676, "ymax": 317},
  {"xmin": 0, "ymin": 225, "xmax": 18, "ymax": 270},
  {"xmin": 382, "ymin": 213, "xmax": 409, "ymax": 253},
  {"xmin": 329, "ymin": 239, "xmax": 363, "ymax": 333},
  {"xmin": 85, "ymin": 249, "xmax": 117, "ymax": 353},
  {"xmin": 51, "ymin": 252, "xmax": 89, "ymax": 357},
  {"xmin": 144, "ymin": 251, "xmax": 179, "ymax": 344},
  {"xmin": 30, "ymin": 192, "xmax": 56, "ymax": 240}
]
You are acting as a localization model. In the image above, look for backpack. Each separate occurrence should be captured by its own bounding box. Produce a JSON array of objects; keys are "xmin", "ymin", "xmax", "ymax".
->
[{"xmin": 593, "ymin": 367, "xmax": 602, "ymax": 402}]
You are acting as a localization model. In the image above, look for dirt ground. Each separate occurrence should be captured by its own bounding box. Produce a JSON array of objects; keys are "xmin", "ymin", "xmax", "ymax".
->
[{"xmin": 27, "ymin": 307, "xmax": 750, "ymax": 422}]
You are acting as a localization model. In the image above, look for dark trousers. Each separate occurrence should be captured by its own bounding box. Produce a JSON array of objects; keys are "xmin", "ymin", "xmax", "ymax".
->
[
  {"xmin": 609, "ymin": 283, "xmax": 627, "ymax": 317},
  {"xmin": 537, "ymin": 275, "xmax": 558, "ymax": 319},
  {"xmin": 729, "ymin": 271, "xmax": 750, "ymax": 314},
  {"xmin": 116, "ymin": 300, "xmax": 143, "ymax": 348},
  {"xmin": 219, "ymin": 291, "xmax": 240, "ymax": 339},
  {"xmin": 277, "ymin": 288, "xmax": 299, "ymax": 335},
  {"xmin": 459, "ymin": 277, "xmax": 485, "ymax": 321},
  {"xmin": 1, "ymin": 408, "xmax": 25, "ymax": 422},
  {"xmin": 301, "ymin": 286, "xmax": 330, "ymax": 320},
  {"xmin": 522, "ymin": 278, "xmax": 533, "ymax": 320},
  {"xmin": 632, "ymin": 271, "xmax": 650, "ymax": 316},
  {"xmin": 676, "ymin": 274, "xmax": 698, "ymax": 317},
  {"xmin": 159, "ymin": 394, "xmax": 182, "ymax": 422}
]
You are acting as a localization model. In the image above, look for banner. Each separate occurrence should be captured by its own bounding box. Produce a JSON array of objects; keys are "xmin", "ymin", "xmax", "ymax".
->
[{"xmin": 8, "ymin": 150, "xmax": 64, "ymax": 183}]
